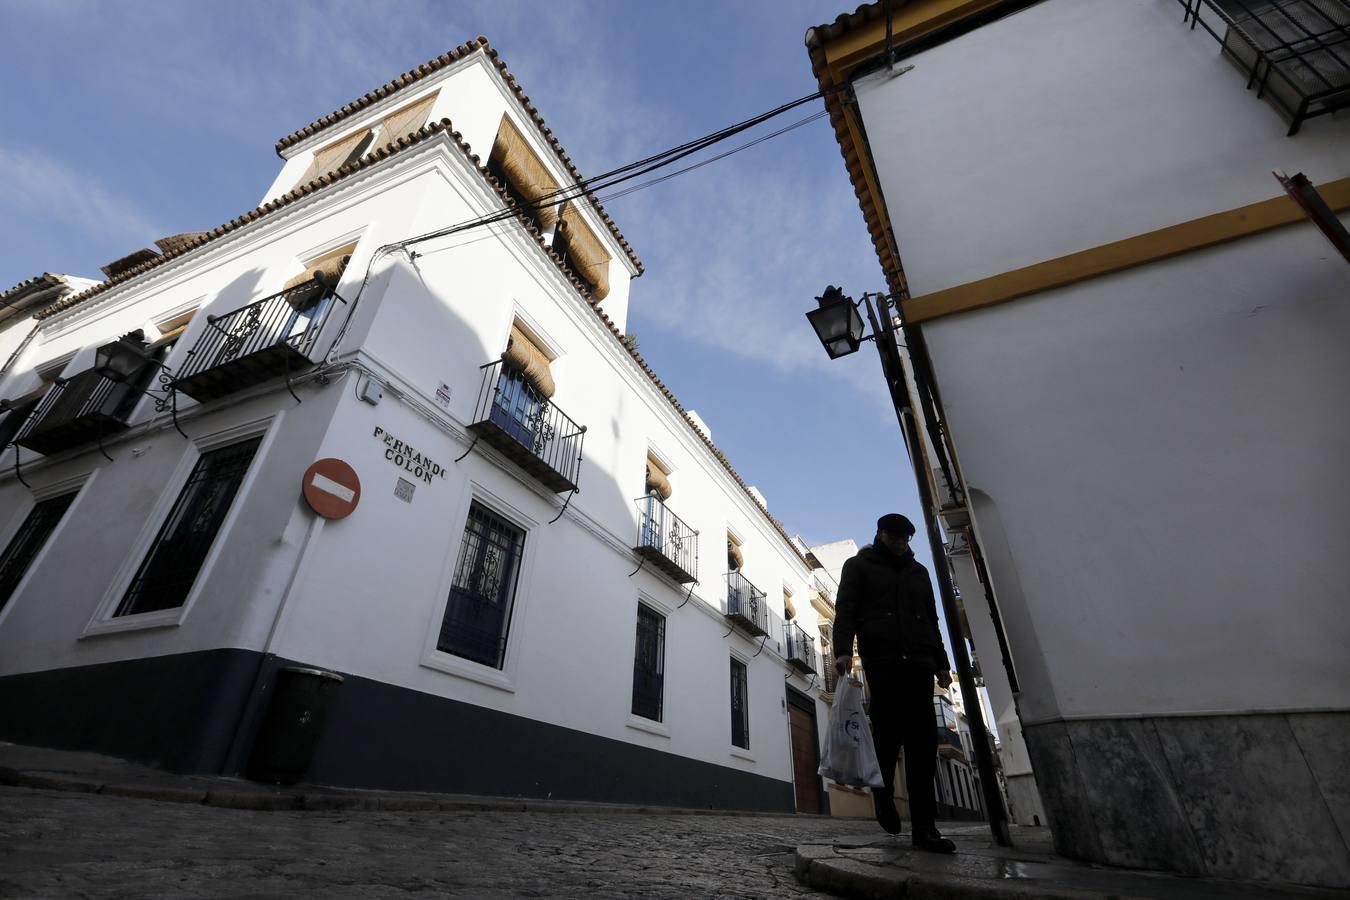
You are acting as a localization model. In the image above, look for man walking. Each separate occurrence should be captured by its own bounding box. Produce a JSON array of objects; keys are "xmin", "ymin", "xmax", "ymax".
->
[{"xmin": 833, "ymin": 513, "xmax": 956, "ymax": 853}]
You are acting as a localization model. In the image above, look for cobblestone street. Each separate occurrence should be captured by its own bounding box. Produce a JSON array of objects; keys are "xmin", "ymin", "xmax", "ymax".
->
[{"xmin": 0, "ymin": 785, "xmax": 881, "ymax": 899}]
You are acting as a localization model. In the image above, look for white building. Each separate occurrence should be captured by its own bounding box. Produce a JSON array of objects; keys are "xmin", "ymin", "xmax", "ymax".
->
[
  {"xmin": 808, "ymin": 0, "xmax": 1350, "ymax": 888},
  {"xmin": 0, "ymin": 38, "xmax": 830, "ymax": 812}
]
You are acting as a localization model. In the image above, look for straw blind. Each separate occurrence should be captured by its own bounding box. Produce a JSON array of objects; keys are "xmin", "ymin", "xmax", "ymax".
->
[
  {"xmin": 489, "ymin": 116, "xmax": 561, "ymax": 228},
  {"xmin": 645, "ymin": 453, "xmax": 672, "ymax": 500},
  {"xmin": 283, "ymin": 243, "xmax": 356, "ymax": 292},
  {"xmin": 727, "ymin": 535, "xmax": 744, "ymax": 571},
  {"xmin": 300, "ymin": 129, "xmax": 371, "ymax": 184},
  {"xmin": 379, "ymin": 92, "xmax": 438, "ymax": 141},
  {"xmin": 557, "ymin": 205, "xmax": 611, "ymax": 301},
  {"xmin": 502, "ymin": 324, "xmax": 555, "ymax": 398}
]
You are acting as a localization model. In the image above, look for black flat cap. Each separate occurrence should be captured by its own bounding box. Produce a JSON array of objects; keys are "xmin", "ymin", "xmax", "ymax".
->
[{"xmin": 877, "ymin": 513, "xmax": 916, "ymax": 537}]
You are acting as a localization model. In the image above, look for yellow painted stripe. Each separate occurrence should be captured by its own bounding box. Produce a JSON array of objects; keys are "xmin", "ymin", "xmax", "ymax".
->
[{"xmin": 905, "ymin": 178, "xmax": 1350, "ymax": 324}]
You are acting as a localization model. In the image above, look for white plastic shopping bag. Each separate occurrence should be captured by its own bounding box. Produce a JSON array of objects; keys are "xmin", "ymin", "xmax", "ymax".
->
[{"xmin": 817, "ymin": 678, "xmax": 885, "ymax": 789}]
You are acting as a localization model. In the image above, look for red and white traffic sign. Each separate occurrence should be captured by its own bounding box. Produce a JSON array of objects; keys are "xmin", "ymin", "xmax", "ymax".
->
[{"xmin": 302, "ymin": 458, "xmax": 361, "ymax": 520}]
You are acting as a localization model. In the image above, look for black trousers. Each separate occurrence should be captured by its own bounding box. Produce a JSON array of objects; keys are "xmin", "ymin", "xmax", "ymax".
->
[{"xmin": 862, "ymin": 658, "xmax": 938, "ymax": 833}]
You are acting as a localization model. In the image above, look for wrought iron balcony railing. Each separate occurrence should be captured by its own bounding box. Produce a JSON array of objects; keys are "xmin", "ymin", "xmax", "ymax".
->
[
  {"xmin": 1180, "ymin": 0, "xmax": 1350, "ymax": 134},
  {"xmin": 938, "ymin": 726, "xmax": 966, "ymax": 759},
  {"xmin": 784, "ymin": 621, "xmax": 818, "ymax": 674},
  {"xmin": 724, "ymin": 570, "xmax": 768, "ymax": 637},
  {"xmin": 467, "ymin": 359, "xmax": 586, "ymax": 493},
  {"xmin": 13, "ymin": 368, "xmax": 145, "ymax": 457},
  {"xmin": 633, "ymin": 496, "xmax": 698, "ymax": 584},
  {"xmin": 172, "ymin": 278, "xmax": 343, "ymax": 402}
]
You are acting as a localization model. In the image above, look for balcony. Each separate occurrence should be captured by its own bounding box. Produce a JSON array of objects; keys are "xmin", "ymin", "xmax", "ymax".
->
[
  {"xmin": 633, "ymin": 496, "xmax": 698, "ymax": 584},
  {"xmin": 938, "ymin": 726, "xmax": 966, "ymax": 759},
  {"xmin": 14, "ymin": 368, "xmax": 146, "ymax": 457},
  {"xmin": 724, "ymin": 570, "xmax": 768, "ymax": 637},
  {"xmin": 172, "ymin": 279, "xmax": 342, "ymax": 402},
  {"xmin": 1180, "ymin": 0, "xmax": 1350, "ymax": 134},
  {"xmin": 784, "ymin": 621, "xmax": 818, "ymax": 674},
  {"xmin": 467, "ymin": 359, "xmax": 585, "ymax": 493}
]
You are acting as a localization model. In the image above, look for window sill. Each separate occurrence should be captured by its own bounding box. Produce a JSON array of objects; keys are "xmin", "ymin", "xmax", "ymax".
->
[
  {"xmin": 626, "ymin": 715, "xmax": 670, "ymax": 739},
  {"xmin": 420, "ymin": 650, "xmax": 516, "ymax": 693},
  {"xmin": 730, "ymin": 746, "xmax": 755, "ymax": 763},
  {"xmin": 80, "ymin": 607, "xmax": 186, "ymax": 638}
]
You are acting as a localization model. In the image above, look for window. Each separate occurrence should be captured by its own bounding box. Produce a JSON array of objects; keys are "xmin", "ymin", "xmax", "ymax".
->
[
  {"xmin": 298, "ymin": 129, "xmax": 376, "ymax": 185},
  {"xmin": 491, "ymin": 323, "xmax": 555, "ymax": 450},
  {"xmin": 631, "ymin": 604, "xmax": 666, "ymax": 721},
  {"xmin": 115, "ymin": 437, "xmax": 262, "ymax": 617},
  {"xmin": 0, "ymin": 492, "xmax": 76, "ymax": 611},
  {"xmin": 819, "ymin": 622, "xmax": 837, "ymax": 693},
  {"xmin": 148, "ymin": 308, "xmax": 197, "ymax": 353},
  {"xmin": 438, "ymin": 502, "xmax": 526, "ymax": 669},
  {"xmin": 727, "ymin": 531, "xmax": 744, "ymax": 571},
  {"xmin": 730, "ymin": 657, "xmax": 750, "ymax": 749}
]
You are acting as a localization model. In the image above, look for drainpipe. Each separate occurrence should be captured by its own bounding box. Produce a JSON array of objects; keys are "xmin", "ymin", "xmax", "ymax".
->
[{"xmin": 862, "ymin": 294, "xmax": 1011, "ymax": 846}]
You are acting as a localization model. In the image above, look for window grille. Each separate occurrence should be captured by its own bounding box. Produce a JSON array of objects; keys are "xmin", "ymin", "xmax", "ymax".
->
[
  {"xmin": 631, "ymin": 604, "xmax": 666, "ymax": 721},
  {"xmin": 820, "ymin": 623, "xmax": 838, "ymax": 693},
  {"xmin": 116, "ymin": 437, "xmax": 261, "ymax": 617},
  {"xmin": 0, "ymin": 492, "xmax": 76, "ymax": 611},
  {"xmin": 730, "ymin": 658, "xmax": 750, "ymax": 749},
  {"xmin": 438, "ymin": 502, "xmax": 526, "ymax": 669},
  {"xmin": 1181, "ymin": 0, "xmax": 1350, "ymax": 134}
]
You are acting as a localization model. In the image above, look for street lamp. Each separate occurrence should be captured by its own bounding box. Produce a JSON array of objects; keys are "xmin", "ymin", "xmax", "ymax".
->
[
  {"xmin": 94, "ymin": 331, "xmax": 153, "ymax": 383},
  {"xmin": 806, "ymin": 284, "xmax": 1012, "ymax": 847},
  {"xmin": 805, "ymin": 285, "xmax": 866, "ymax": 359}
]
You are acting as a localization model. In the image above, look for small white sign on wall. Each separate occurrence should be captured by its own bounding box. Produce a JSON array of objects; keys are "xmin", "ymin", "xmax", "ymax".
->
[{"xmin": 435, "ymin": 382, "xmax": 452, "ymax": 409}]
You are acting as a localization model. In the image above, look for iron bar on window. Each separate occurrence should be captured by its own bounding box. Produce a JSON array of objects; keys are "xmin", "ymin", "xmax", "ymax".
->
[
  {"xmin": 631, "ymin": 604, "xmax": 666, "ymax": 721},
  {"xmin": 730, "ymin": 657, "xmax": 750, "ymax": 749},
  {"xmin": 116, "ymin": 437, "xmax": 262, "ymax": 617},
  {"xmin": 438, "ymin": 502, "xmax": 526, "ymax": 669},
  {"xmin": 0, "ymin": 492, "xmax": 76, "ymax": 611}
]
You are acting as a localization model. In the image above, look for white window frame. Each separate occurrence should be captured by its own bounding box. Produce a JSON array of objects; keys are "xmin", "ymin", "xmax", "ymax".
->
[
  {"xmin": 626, "ymin": 591, "xmax": 671, "ymax": 738},
  {"xmin": 728, "ymin": 649, "xmax": 755, "ymax": 761},
  {"xmin": 419, "ymin": 479, "xmax": 540, "ymax": 693},
  {"xmin": 80, "ymin": 412, "xmax": 282, "ymax": 638},
  {"xmin": 0, "ymin": 469, "xmax": 98, "ymax": 631}
]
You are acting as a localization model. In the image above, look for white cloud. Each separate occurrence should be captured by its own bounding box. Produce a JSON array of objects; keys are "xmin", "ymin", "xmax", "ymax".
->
[{"xmin": 0, "ymin": 146, "xmax": 163, "ymax": 246}]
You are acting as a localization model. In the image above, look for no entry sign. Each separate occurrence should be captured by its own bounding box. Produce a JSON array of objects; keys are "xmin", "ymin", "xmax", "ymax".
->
[{"xmin": 302, "ymin": 458, "xmax": 361, "ymax": 520}]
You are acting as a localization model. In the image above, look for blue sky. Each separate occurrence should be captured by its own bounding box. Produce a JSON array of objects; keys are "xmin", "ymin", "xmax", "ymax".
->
[{"xmin": 0, "ymin": 1, "xmax": 939, "ymax": 571}]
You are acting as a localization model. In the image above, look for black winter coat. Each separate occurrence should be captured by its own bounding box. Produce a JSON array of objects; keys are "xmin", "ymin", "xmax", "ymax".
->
[{"xmin": 832, "ymin": 544, "xmax": 950, "ymax": 673}]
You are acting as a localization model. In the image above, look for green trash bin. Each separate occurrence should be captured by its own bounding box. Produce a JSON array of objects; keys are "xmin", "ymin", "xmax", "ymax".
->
[{"xmin": 246, "ymin": 665, "xmax": 344, "ymax": 785}]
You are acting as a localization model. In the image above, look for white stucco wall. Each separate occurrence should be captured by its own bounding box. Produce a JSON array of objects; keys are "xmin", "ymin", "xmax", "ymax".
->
[
  {"xmin": 854, "ymin": 0, "xmax": 1350, "ymax": 298},
  {"xmin": 850, "ymin": 0, "xmax": 1350, "ymax": 725},
  {"xmin": 0, "ymin": 57, "xmax": 825, "ymax": 794}
]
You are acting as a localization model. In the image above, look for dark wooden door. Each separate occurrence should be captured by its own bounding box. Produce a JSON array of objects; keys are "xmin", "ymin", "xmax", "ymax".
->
[{"xmin": 788, "ymin": 702, "xmax": 822, "ymax": 814}]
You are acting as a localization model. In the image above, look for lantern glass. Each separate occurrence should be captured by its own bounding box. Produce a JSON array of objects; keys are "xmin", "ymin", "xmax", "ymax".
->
[
  {"xmin": 806, "ymin": 290, "xmax": 865, "ymax": 359},
  {"xmin": 94, "ymin": 336, "xmax": 150, "ymax": 383}
]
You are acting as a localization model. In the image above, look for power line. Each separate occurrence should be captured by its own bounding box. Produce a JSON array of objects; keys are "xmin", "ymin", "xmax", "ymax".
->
[{"xmin": 391, "ymin": 85, "xmax": 838, "ymax": 252}]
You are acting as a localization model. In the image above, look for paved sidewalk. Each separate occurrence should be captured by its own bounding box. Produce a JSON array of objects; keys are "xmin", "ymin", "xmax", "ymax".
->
[
  {"xmin": 795, "ymin": 827, "xmax": 1345, "ymax": 899},
  {"xmin": 2, "ymin": 742, "xmax": 1344, "ymax": 898}
]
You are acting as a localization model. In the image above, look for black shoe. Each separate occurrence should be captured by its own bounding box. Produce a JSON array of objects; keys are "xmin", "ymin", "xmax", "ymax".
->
[
  {"xmin": 911, "ymin": 828, "xmax": 956, "ymax": 854},
  {"xmin": 871, "ymin": 789, "xmax": 903, "ymax": 835}
]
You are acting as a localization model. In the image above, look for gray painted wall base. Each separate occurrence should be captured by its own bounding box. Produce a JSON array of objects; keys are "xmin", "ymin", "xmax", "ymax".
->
[{"xmin": 1024, "ymin": 712, "xmax": 1350, "ymax": 889}]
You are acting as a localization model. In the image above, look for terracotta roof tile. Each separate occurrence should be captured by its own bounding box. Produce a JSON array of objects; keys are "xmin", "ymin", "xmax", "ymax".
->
[
  {"xmin": 1, "ymin": 272, "xmax": 63, "ymax": 305},
  {"xmin": 805, "ymin": 3, "xmax": 909, "ymax": 303},
  {"xmin": 274, "ymin": 36, "xmax": 642, "ymax": 276}
]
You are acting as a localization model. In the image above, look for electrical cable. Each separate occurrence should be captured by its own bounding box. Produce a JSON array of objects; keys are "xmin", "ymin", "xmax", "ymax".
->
[{"xmin": 320, "ymin": 85, "xmax": 840, "ymax": 368}]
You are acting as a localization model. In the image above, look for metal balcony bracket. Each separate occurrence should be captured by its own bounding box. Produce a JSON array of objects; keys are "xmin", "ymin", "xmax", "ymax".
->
[
  {"xmin": 149, "ymin": 368, "xmax": 189, "ymax": 440},
  {"xmin": 547, "ymin": 486, "xmax": 577, "ymax": 525},
  {"xmin": 453, "ymin": 433, "xmax": 481, "ymax": 464},
  {"xmin": 721, "ymin": 620, "xmax": 735, "ymax": 639},
  {"xmin": 10, "ymin": 443, "xmax": 30, "ymax": 488},
  {"xmin": 94, "ymin": 423, "xmax": 113, "ymax": 462},
  {"xmin": 282, "ymin": 353, "xmax": 301, "ymax": 405},
  {"xmin": 677, "ymin": 580, "xmax": 698, "ymax": 609},
  {"xmin": 751, "ymin": 633, "xmax": 770, "ymax": 659},
  {"xmin": 627, "ymin": 555, "xmax": 646, "ymax": 578}
]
